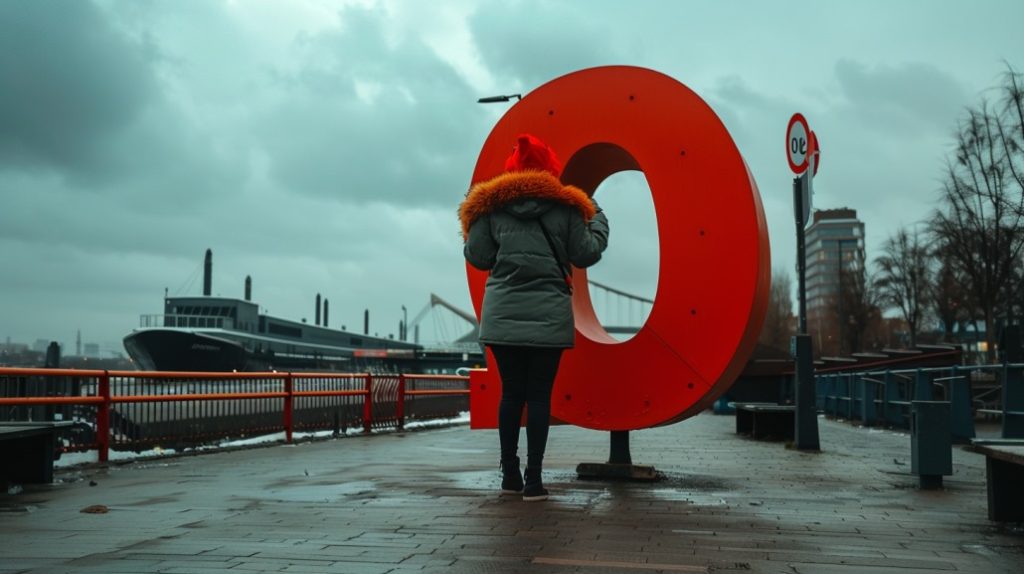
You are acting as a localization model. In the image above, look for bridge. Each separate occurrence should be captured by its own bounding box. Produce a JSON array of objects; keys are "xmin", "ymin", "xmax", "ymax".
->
[
  {"xmin": 409, "ymin": 280, "xmax": 653, "ymax": 348},
  {"xmin": 587, "ymin": 279, "xmax": 653, "ymax": 335}
]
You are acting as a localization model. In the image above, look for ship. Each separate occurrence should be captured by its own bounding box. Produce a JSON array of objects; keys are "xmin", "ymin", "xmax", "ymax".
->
[{"xmin": 123, "ymin": 250, "xmax": 483, "ymax": 373}]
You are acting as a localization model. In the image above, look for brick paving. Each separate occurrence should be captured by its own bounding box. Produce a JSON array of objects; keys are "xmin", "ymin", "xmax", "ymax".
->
[{"xmin": 1, "ymin": 413, "xmax": 1022, "ymax": 573}]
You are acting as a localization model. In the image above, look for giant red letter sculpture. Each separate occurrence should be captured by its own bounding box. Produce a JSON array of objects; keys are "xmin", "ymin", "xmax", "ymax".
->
[{"xmin": 468, "ymin": 66, "xmax": 770, "ymax": 431}]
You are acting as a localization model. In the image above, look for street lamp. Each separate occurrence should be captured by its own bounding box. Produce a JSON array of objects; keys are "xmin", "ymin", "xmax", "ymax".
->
[{"xmin": 477, "ymin": 94, "xmax": 522, "ymax": 103}]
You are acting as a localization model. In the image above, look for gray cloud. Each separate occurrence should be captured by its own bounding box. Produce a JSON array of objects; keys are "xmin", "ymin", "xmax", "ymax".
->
[
  {"xmin": 468, "ymin": 0, "xmax": 622, "ymax": 88},
  {"xmin": 0, "ymin": 1, "xmax": 158, "ymax": 179},
  {"xmin": 254, "ymin": 5, "xmax": 489, "ymax": 206},
  {"xmin": 834, "ymin": 60, "xmax": 968, "ymax": 134},
  {"xmin": 1, "ymin": 0, "xmax": 1023, "ymax": 353}
]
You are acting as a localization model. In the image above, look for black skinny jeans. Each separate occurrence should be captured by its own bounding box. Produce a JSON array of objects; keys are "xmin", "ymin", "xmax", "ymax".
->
[{"xmin": 489, "ymin": 345, "xmax": 563, "ymax": 470}]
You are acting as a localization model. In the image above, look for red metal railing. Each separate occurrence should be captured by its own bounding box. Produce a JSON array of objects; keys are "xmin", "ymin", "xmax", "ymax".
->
[{"xmin": 0, "ymin": 368, "xmax": 469, "ymax": 462}]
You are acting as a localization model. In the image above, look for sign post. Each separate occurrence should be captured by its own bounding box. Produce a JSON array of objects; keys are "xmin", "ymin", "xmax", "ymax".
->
[{"xmin": 787, "ymin": 113, "xmax": 820, "ymax": 451}]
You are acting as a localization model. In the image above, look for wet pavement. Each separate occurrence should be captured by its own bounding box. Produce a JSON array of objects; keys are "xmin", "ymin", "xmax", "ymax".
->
[{"xmin": 1, "ymin": 412, "xmax": 1022, "ymax": 573}]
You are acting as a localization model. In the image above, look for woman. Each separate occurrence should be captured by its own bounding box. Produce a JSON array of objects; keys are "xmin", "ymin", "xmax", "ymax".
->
[{"xmin": 459, "ymin": 134, "xmax": 609, "ymax": 501}]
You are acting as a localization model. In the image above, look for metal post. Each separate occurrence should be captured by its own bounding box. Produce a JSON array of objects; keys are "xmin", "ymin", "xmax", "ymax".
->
[
  {"xmin": 794, "ymin": 177, "xmax": 808, "ymax": 335},
  {"xmin": 397, "ymin": 374, "xmax": 406, "ymax": 430},
  {"xmin": 1003, "ymin": 364, "xmax": 1024, "ymax": 438},
  {"xmin": 284, "ymin": 373, "xmax": 294, "ymax": 443},
  {"xmin": 914, "ymin": 368, "xmax": 931, "ymax": 401},
  {"xmin": 609, "ymin": 431, "xmax": 631, "ymax": 464},
  {"xmin": 98, "ymin": 371, "xmax": 110, "ymax": 463},
  {"xmin": 838, "ymin": 250, "xmax": 844, "ymax": 355},
  {"xmin": 846, "ymin": 374, "xmax": 855, "ymax": 419},
  {"xmin": 363, "ymin": 374, "xmax": 373, "ymax": 434},
  {"xmin": 911, "ymin": 400, "xmax": 952, "ymax": 489},
  {"xmin": 882, "ymin": 371, "xmax": 895, "ymax": 425},
  {"xmin": 819, "ymin": 374, "xmax": 829, "ymax": 415},
  {"xmin": 793, "ymin": 174, "xmax": 819, "ymax": 450},
  {"xmin": 948, "ymin": 365, "xmax": 976, "ymax": 441},
  {"xmin": 860, "ymin": 375, "xmax": 877, "ymax": 426}
]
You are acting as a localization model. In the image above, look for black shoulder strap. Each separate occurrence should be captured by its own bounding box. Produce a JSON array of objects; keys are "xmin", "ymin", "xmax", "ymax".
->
[{"xmin": 537, "ymin": 219, "xmax": 573, "ymax": 294}]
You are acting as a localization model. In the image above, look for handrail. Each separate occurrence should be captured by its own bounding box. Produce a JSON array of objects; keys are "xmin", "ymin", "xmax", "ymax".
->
[
  {"xmin": 0, "ymin": 367, "xmax": 108, "ymax": 377},
  {"xmin": 813, "ymin": 362, "xmax": 1024, "ymax": 440},
  {"xmin": 812, "ymin": 348, "xmax": 962, "ymax": 374},
  {"xmin": 107, "ymin": 392, "xmax": 288, "ymax": 403},
  {"xmin": 0, "ymin": 367, "xmax": 470, "ymax": 462},
  {"xmin": 858, "ymin": 363, "xmax": 1024, "ymax": 377},
  {"xmin": 107, "ymin": 370, "xmax": 311, "ymax": 379},
  {"xmin": 0, "ymin": 397, "xmax": 105, "ymax": 406},
  {"xmin": 815, "ymin": 362, "xmax": 1024, "ymax": 379},
  {"xmin": 404, "ymin": 373, "xmax": 471, "ymax": 380}
]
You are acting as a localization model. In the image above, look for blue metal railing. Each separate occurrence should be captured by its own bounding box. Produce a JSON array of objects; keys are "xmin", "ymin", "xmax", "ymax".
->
[{"xmin": 815, "ymin": 363, "xmax": 1024, "ymax": 440}]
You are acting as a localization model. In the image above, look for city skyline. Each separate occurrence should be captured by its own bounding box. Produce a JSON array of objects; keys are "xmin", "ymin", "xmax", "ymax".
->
[{"xmin": 2, "ymin": 0, "xmax": 1023, "ymax": 352}]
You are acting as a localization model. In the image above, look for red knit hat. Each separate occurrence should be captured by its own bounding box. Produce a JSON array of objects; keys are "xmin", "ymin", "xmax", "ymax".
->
[{"xmin": 504, "ymin": 133, "xmax": 562, "ymax": 178}]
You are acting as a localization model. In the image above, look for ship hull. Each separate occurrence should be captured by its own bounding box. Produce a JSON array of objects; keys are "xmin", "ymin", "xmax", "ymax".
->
[{"xmin": 124, "ymin": 330, "xmax": 250, "ymax": 372}]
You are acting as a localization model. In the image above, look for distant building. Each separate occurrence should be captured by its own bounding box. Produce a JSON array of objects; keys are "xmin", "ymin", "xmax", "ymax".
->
[
  {"xmin": 84, "ymin": 343, "xmax": 100, "ymax": 358},
  {"xmin": 32, "ymin": 339, "xmax": 50, "ymax": 353},
  {"xmin": 0, "ymin": 341, "xmax": 29, "ymax": 353},
  {"xmin": 804, "ymin": 208, "xmax": 865, "ymax": 356}
]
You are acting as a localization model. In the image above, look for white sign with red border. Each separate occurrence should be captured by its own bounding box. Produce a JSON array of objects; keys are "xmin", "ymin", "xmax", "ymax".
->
[
  {"xmin": 787, "ymin": 113, "xmax": 811, "ymax": 174},
  {"xmin": 809, "ymin": 130, "xmax": 820, "ymax": 176}
]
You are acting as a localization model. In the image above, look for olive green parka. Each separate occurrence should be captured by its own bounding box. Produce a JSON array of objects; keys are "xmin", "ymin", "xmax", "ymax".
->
[{"xmin": 459, "ymin": 170, "xmax": 609, "ymax": 348}]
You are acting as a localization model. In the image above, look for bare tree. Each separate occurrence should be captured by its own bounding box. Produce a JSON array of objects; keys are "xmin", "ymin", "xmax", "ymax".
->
[
  {"xmin": 874, "ymin": 228, "xmax": 932, "ymax": 347},
  {"xmin": 931, "ymin": 64, "xmax": 1024, "ymax": 361},
  {"xmin": 997, "ymin": 64, "xmax": 1024, "ymax": 219},
  {"xmin": 759, "ymin": 268, "xmax": 795, "ymax": 352},
  {"xmin": 931, "ymin": 245, "xmax": 973, "ymax": 342},
  {"xmin": 838, "ymin": 258, "xmax": 881, "ymax": 354}
]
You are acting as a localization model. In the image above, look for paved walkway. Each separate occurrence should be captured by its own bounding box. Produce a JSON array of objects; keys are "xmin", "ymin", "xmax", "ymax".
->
[{"xmin": 1, "ymin": 413, "xmax": 1022, "ymax": 574}]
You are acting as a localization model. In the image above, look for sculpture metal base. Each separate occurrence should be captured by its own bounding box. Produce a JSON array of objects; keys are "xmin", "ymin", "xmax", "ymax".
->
[
  {"xmin": 575, "ymin": 430, "xmax": 664, "ymax": 482},
  {"xmin": 576, "ymin": 462, "xmax": 663, "ymax": 481}
]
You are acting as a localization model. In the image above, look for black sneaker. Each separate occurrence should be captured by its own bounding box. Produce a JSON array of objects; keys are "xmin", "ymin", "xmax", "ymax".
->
[
  {"xmin": 522, "ymin": 467, "xmax": 548, "ymax": 502},
  {"xmin": 500, "ymin": 458, "xmax": 523, "ymax": 494}
]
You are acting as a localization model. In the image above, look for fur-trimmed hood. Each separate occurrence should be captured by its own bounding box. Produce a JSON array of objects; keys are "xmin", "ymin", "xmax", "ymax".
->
[{"xmin": 458, "ymin": 170, "xmax": 596, "ymax": 238}]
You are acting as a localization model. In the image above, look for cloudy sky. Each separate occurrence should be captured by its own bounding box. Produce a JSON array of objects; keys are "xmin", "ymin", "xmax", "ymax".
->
[{"xmin": 1, "ymin": 0, "xmax": 1022, "ymax": 355}]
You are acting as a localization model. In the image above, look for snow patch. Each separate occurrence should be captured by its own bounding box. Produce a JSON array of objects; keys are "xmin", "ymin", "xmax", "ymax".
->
[{"xmin": 54, "ymin": 412, "xmax": 470, "ymax": 468}]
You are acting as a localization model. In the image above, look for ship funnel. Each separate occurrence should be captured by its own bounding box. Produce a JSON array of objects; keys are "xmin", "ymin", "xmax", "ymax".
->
[
  {"xmin": 203, "ymin": 249, "xmax": 212, "ymax": 296},
  {"xmin": 315, "ymin": 293, "xmax": 322, "ymax": 326},
  {"xmin": 324, "ymin": 298, "xmax": 329, "ymax": 327},
  {"xmin": 244, "ymin": 275, "xmax": 252, "ymax": 301}
]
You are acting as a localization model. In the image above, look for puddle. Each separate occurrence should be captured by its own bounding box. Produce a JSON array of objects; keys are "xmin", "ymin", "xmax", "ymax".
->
[
  {"xmin": 0, "ymin": 503, "xmax": 37, "ymax": 513},
  {"xmin": 423, "ymin": 446, "xmax": 487, "ymax": 454},
  {"xmin": 961, "ymin": 544, "xmax": 999, "ymax": 556},
  {"xmin": 260, "ymin": 480, "xmax": 378, "ymax": 502}
]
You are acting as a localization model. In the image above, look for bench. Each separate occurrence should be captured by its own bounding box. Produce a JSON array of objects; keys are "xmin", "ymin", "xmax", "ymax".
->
[
  {"xmin": 734, "ymin": 403, "xmax": 795, "ymax": 440},
  {"xmin": 970, "ymin": 439, "xmax": 1024, "ymax": 522},
  {"xmin": 976, "ymin": 409, "xmax": 1024, "ymax": 439},
  {"xmin": 0, "ymin": 421, "xmax": 75, "ymax": 486}
]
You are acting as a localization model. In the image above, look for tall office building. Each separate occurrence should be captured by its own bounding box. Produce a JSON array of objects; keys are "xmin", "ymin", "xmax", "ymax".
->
[{"xmin": 805, "ymin": 208, "xmax": 865, "ymax": 356}]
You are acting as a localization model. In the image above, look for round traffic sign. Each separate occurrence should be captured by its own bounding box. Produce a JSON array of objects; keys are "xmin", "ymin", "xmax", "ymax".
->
[
  {"xmin": 810, "ymin": 130, "xmax": 821, "ymax": 176},
  {"xmin": 786, "ymin": 113, "xmax": 810, "ymax": 174}
]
